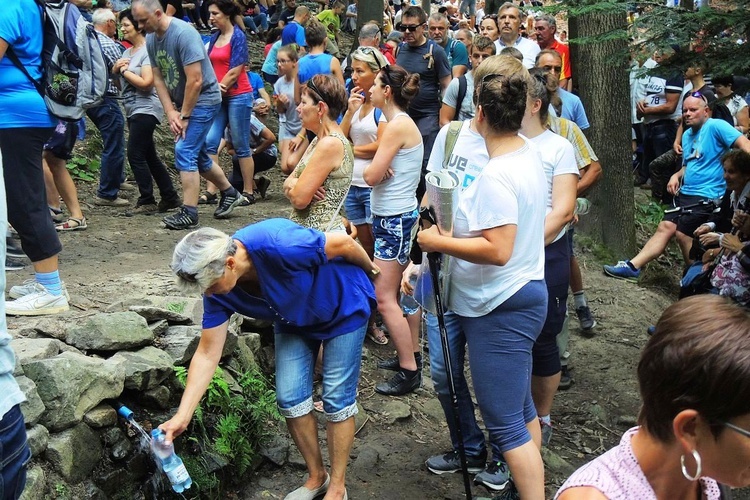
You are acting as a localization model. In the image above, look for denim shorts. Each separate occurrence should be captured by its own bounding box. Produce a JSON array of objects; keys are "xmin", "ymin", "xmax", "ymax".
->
[
  {"xmin": 344, "ymin": 185, "xmax": 373, "ymax": 226},
  {"xmin": 373, "ymin": 208, "xmax": 419, "ymax": 265},
  {"xmin": 206, "ymin": 93, "xmax": 254, "ymax": 157},
  {"xmin": 174, "ymin": 103, "xmax": 221, "ymax": 173},
  {"xmin": 275, "ymin": 323, "xmax": 367, "ymax": 422}
]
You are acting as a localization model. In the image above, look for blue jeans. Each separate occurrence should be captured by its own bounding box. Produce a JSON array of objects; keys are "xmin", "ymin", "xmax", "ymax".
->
[
  {"xmin": 344, "ymin": 185, "xmax": 373, "ymax": 226},
  {"xmin": 459, "ymin": 280, "xmax": 547, "ymax": 457},
  {"xmin": 0, "ymin": 405, "xmax": 30, "ymax": 500},
  {"xmin": 275, "ymin": 323, "xmax": 367, "ymax": 422},
  {"xmin": 86, "ymin": 97, "xmax": 125, "ymax": 199},
  {"xmin": 244, "ymin": 13, "xmax": 268, "ymax": 32},
  {"xmin": 206, "ymin": 93, "xmax": 254, "ymax": 158},
  {"xmin": 174, "ymin": 104, "xmax": 221, "ymax": 173},
  {"xmin": 426, "ymin": 311, "xmax": 488, "ymax": 460}
]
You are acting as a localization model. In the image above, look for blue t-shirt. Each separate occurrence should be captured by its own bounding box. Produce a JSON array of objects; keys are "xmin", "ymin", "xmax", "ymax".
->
[
  {"xmin": 681, "ymin": 118, "xmax": 742, "ymax": 199},
  {"xmin": 0, "ymin": 0, "xmax": 55, "ymax": 129},
  {"xmin": 261, "ymin": 40, "xmax": 281, "ymax": 77},
  {"xmin": 248, "ymin": 72, "xmax": 264, "ymax": 101},
  {"xmin": 281, "ymin": 21, "xmax": 306, "ymax": 47},
  {"xmin": 298, "ymin": 53, "xmax": 333, "ymax": 84},
  {"xmin": 396, "ymin": 40, "xmax": 451, "ymax": 117},
  {"xmin": 445, "ymin": 39, "xmax": 469, "ymax": 70},
  {"xmin": 202, "ymin": 219, "xmax": 376, "ymax": 340},
  {"xmin": 558, "ymin": 88, "xmax": 590, "ymax": 130}
]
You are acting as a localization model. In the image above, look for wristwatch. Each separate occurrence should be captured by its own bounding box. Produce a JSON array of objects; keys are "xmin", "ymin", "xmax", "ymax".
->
[{"xmin": 179, "ymin": 113, "xmax": 190, "ymax": 120}]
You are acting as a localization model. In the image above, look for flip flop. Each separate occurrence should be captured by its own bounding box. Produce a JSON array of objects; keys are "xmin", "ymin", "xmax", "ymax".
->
[{"xmin": 367, "ymin": 325, "xmax": 389, "ymax": 345}]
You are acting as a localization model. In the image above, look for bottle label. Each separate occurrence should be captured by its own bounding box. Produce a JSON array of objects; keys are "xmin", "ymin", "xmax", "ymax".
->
[{"xmin": 166, "ymin": 463, "xmax": 191, "ymax": 485}]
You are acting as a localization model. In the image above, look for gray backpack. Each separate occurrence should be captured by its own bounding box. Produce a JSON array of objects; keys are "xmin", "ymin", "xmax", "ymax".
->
[{"xmin": 7, "ymin": 0, "xmax": 109, "ymax": 121}]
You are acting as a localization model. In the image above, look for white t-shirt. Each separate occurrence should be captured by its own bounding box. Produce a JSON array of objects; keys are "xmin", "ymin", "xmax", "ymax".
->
[
  {"xmin": 449, "ymin": 137, "xmax": 547, "ymax": 317},
  {"xmin": 442, "ymin": 72, "xmax": 476, "ymax": 122},
  {"xmin": 349, "ymin": 107, "xmax": 386, "ymax": 188},
  {"xmin": 725, "ymin": 94, "xmax": 748, "ymax": 125},
  {"xmin": 529, "ymin": 130, "xmax": 579, "ymax": 242},
  {"xmin": 427, "ymin": 119, "xmax": 487, "ymax": 191},
  {"xmin": 495, "ymin": 36, "xmax": 540, "ymax": 69}
]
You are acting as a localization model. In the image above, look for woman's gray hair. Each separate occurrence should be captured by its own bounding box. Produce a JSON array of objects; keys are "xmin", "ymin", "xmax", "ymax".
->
[
  {"xmin": 171, "ymin": 227, "xmax": 237, "ymax": 293},
  {"xmin": 351, "ymin": 47, "xmax": 389, "ymax": 73}
]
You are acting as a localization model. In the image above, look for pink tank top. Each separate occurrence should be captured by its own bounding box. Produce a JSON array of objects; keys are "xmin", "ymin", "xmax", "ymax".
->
[{"xmin": 555, "ymin": 427, "xmax": 722, "ymax": 500}]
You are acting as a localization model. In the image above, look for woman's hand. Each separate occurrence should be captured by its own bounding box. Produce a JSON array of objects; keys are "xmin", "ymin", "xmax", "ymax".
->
[
  {"xmin": 113, "ymin": 58, "xmax": 130, "ymax": 74},
  {"xmin": 380, "ymin": 167, "xmax": 394, "ymax": 183},
  {"xmin": 417, "ymin": 225, "xmax": 442, "ymax": 253},
  {"xmin": 732, "ymin": 209, "xmax": 748, "ymax": 229},
  {"xmin": 219, "ymin": 82, "xmax": 228, "ymax": 95},
  {"xmin": 703, "ymin": 248, "xmax": 720, "ymax": 263},
  {"xmin": 698, "ymin": 232, "xmax": 720, "ymax": 247},
  {"xmin": 289, "ymin": 134, "xmax": 305, "ymax": 152},
  {"xmin": 312, "ymin": 186, "xmax": 326, "ymax": 202},
  {"xmin": 347, "ymin": 86, "xmax": 365, "ymax": 115},
  {"xmin": 694, "ymin": 223, "xmax": 711, "ymax": 236},
  {"xmin": 401, "ymin": 262, "xmax": 418, "ymax": 295},
  {"xmin": 721, "ymin": 233, "xmax": 743, "ymax": 254},
  {"xmin": 158, "ymin": 413, "xmax": 191, "ymax": 445},
  {"xmin": 283, "ymin": 175, "xmax": 298, "ymax": 199}
]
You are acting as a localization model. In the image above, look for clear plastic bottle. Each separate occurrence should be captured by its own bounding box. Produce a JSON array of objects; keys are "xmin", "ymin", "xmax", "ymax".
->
[
  {"xmin": 574, "ymin": 198, "xmax": 591, "ymax": 216},
  {"xmin": 150, "ymin": 429, "xmax": 192, "ymax": 493},
  {"xmin": 400, "ymin": 274, "xmax": 420, "ymax": 315}
]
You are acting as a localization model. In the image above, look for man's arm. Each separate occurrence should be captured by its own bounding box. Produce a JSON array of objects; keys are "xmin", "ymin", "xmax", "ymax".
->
[
  {"xmin": 638, "ymin": 91, "xmax": 680, "ymax": 117},
  {"xmin": 577, "ymin": 161, "xmax": 602, "ymax": 196},
  {"xmin": 734, "ymin": 134, "xmax": 750, "ymax": 154},
  {"xmin": 180, "ymin": 61, "xmax": 203, "ymax": 117}
]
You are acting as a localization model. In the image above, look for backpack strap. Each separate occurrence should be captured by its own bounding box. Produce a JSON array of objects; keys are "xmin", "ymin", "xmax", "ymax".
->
[
  {"xmin": 6, "ymin": 0, "xmax": 46, "ymax": 97},
  {"xmin": 453, "ymin": 74, "xmax": 467, "ymax": 121},
  {"xmin": 442, "ymin": 120, "xmax": 463, "ymax": 170}
]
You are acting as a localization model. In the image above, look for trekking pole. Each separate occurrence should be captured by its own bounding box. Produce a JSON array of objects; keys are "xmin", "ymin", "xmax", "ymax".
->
[{"xmin": 426, "ymin": 250, "xmax": 473, "ymax": 500}]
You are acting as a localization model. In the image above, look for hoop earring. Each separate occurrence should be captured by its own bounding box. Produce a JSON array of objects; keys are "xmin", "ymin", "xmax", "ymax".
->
[{"xmin": 680, "ymin": 449, "xmax": 702, "ymax": 481}]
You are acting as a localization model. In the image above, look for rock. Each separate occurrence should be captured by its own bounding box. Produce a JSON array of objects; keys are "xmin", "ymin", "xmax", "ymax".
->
[
  {"xmin": 140, "ymin": 385, "xmax": 171, "ymax": 409},
  {"xmin": 361, "ymin": 346, "xmax": 370, "ymax": 360},
  {"xmin": 148, "ymin": 319, "xmax": 169, "ymax": 336},
  {"xmin": 26, "ymin": 424, "xmax": 49, "ymax": 457},
  {"xmin": 202, "ymin": 451, "xmax": 231, "ymax": 473},
  {"xmin": 418, "ymin": 398, "xmax": 445, "ymax": 423},
  {"xmin": 259, "ymin": 434, "xmax": 290, "ymax": 466},
  {"xmin": 125, "ymin": 452, "xmax": 151, "ymax": 480},
  {"xmin": 541, "ymin": 447, "xmax": 575, "ymax": 475},
  {"xmin": 288, "ymin": 445, "xmax": 307, "ymax": 470},
  {"xmin": 161, "ymin": 325, "xmax": 237, "ymax": 365},
  {"xmin": 351, "ymin": 444, "xmax": 380, "ymax": 480},
  {"xmin": 16, "ymin": 376, "xmax": 45, "ymax": 426},
  {"xmin": 238, "ymin": 314, "xmax": 273, "ymax": 331},
  {"xmin": 129, "ymin": 296, "xmax": 203, "ymax": 325},
  {"xmin": 23, "ymin": 351, "xmax": 125, "ymax": 432},
  {"xmin": 12, "ymin": 338, "xmax": 65, "ymax": 364},
  {"xmin": 617, "ymin": 415, "xmax": 638, "ymax": 427},
  {"xmin": 110, "ymin": 346, "xmax": 175, "ymax": 391},
  {"xmin": 589, "ymin": 403, "xmax": 608, "ymax": 423},
  {"xmin": 94, "ymin": 468, "xmax": 134, "ymax": 498},
  {"xmin": 104, "ymin": 297, "xmax": 151, "ymax": 313},
  {"xmin": 259, "ymin": 345, "xmax": 276, "ymax": 373},
  {"xmin": 234, "ymin": 334, "xmax": 260, "ymax": 372},
  {"xmin": 29, "ymin": 317, "xmax": 67, "ymax": 340},
  {"xmin": 19, "ymin": 465, "xmax": 45, "ymax": 500},
  {"xmin": 46, "ymin": 423, "xmax": 102, "ymax": 483},
  {"xmin": 110, "ymin": 435, "xmax": 133, "ymax": 460},
  {"xmin": 82, "ymin": 482, "xmax": 108, "ymax": 500},
  {"xmin": 66, "ymin": 312, "xmax": 154, "ymax": 351},
  {"xmin": 83, "ymin": 405, "xmax": 117, "ymax": 428},
  {"xmin": 382, "ymin": 401, "xmax": 411, "ymax": 424}
]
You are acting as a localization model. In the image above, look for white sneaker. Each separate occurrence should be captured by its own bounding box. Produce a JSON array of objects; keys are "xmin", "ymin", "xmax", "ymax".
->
[
  {"xmin": 9, "ymin": 280, "xmax": 69, "ymax": 301},
  {"xmin": 6, "ymin": 287, "xmax": 69, "ymax": 316}
]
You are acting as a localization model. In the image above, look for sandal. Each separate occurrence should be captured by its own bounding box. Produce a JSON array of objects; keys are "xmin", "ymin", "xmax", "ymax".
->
[
  {"xmin": 197, "ymin": 192, "xmax": 217, "ymax": 205},
  {"xmin": 367, "ymin": 325, "xmax": 389, "ymax": 345},
  {"xmin": 313, "ymin": 400, "xmax": 324, "ymax": 413},
  {"xmin": 49, "ymin": 206, "xmax": 65, "ymax": 223},
  {"xmin": 56, "ymin": 217, "xmax": 87, "ymax": 232}
]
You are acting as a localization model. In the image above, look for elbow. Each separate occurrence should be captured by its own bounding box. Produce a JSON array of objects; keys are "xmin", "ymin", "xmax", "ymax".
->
[
  {"xmin": 288, "ymin": 191, "xmax": 312, "ymax": 209},
  {"xmin": 362, "ymin": 170, "xmax": 377, "ymax": 186}
]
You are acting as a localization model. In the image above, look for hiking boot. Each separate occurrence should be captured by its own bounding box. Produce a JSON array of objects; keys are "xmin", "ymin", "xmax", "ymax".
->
[
  {"xmin": 6, "ymin": 285, "xmax": 69, "ymax": 316},
  {"xmin": 6, "ymin": 236, "xmax": 25, "ymax": 259},
  {"xmin": 163, "ymin": 207, "xmax": 198, "ymax": 230},
  {"xmin": 603, "ymin": 260, "xmax": 640, "ymax": 282},
  {"xmin": 558, "ymin": 365, "xmax": 573, "ymax": 390},
  {"xmin": 5, "ymin": 257, "xmax": 26, "ymax": 271},
  {"xmin": 425, "ymin": 450, "xmax": 486, "ymax": 475},
  {"xmin": 214, "ymin": 191, "xmax": 244, "ymax": 219},
  {"xmin": 132, "ymin": 203, "xmax": 158, "ymax": 215},
  {"xmin": 95, "ymin": 196, "xmax": 129, "ymax": 207},
  {"xmin": 256, "ymin": 176, "xmax": 271, "ymax": 199},
  {"xmin": 158, "ymin": 197, "xmax": 182, "ymax": 213},
  {"xmin": 9, "ymin": 279, "xmax": 70, "ymax": 301},
  {"xmin": 540, "ymin": 419, "xmax": 553, "ymax": 447},
  {"xmin": 375, "ymin": 369, "xmax": 421, "ymax": 396},
  {"xmin": 377, "ymin": 352, "xmax": 422, "ymax": 371},
  {"xmin": 119, "ymin": 181, "xmax": 137, "ymax": 192},
  {"xmin": 575, "ymin": 305, "xmax": 596, "ymax": 333},
  {"xmin": 474, "ymin": 460, "xmax": 510, "ymax": 491}
]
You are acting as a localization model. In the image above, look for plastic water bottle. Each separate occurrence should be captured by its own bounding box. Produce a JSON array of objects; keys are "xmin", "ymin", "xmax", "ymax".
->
[
  {"xmin": 151, "ymin": 429, "xmax": 192, "ymax": 493},
  {"xmin": 574, "ymin": 198, "xmax": 591, "ymax": 216},
  {"xmin": 400, "ymin": 274, "xmax": 420, "ymax": 315}
]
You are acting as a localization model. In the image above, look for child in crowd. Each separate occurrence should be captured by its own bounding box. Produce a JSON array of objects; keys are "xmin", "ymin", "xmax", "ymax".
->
[{"xmin": 273, "ymin": 45, "xmax": 302, "ymax": 175}]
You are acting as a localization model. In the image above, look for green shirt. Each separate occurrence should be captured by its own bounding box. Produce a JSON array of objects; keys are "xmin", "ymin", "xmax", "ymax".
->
[{"xmin": 317, "ymin": 9, "xmax": 340, "ymax": 41}]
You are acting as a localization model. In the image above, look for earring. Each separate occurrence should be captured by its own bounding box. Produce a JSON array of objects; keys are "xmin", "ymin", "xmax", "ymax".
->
[{"xmin": 680, "ymin": 449, "xmax": 702, "ymax": 481}]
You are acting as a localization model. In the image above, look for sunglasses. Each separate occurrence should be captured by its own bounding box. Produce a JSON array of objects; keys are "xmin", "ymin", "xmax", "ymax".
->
[
  {"xmin": 398, "ymin": 23, "xmax": 424, "ymax": 32},
  {"xmin": 691, "ymin": 91, "xmax": 708, "ymax": 103}
]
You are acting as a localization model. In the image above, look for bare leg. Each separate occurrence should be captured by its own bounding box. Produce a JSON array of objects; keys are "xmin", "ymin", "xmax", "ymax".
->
[
  {"xmin": 180, "ymin": 171, "xmax": 201, "ymax": 207},
  {"xmin": 675, "ymin": 230, "xmax": 694, "ymax": 264},
  {"xmin": 323, "ymin": 418, "xmax": 354, "ymax": 500},
  {"xmin": 32, "ymin": 255, "xmax": 59, "ymax": 274},
  {"xmin": 503, "ymin": 439, "xmax": 545, "ymax": 499},
  {"xmin": 406, "ymin": 308, "xmax": 421, "ymax": 352},
  {"xmin": 629, "ymin": 220, "xmax": 677, "ymax": 269},
  {"xmin": 286, "ymin": 413, "xmax": 328, "ymax": 491},
  {"xmin": 200, "ymin": 163, "xmax": 233, "ymax": 192},
  {"xmin": 374, "ymin": 258, "xmax": 416, "ymax": 371},
  {"xmin": 42, "ymin": 155, "xmax": 61, "ymax": 210},
  {"xmin": 527, "ymin": 417, "xmax": 542, "ymax": 450},
  {"xmin": 531, "ymin": 372, "xmax": 561, "ymax": 417},
  {"xmin": 45, "ymin": 153, "xmax": 83, "ymax": 220},
  {"xmin": 569, "ymin": 256, "xmax": 583, "ymax": 293},
  {"xmin": 355, "ymin": 223, "xmax": 374, "ymax": 260},
  {"xmin": 238, "ymin": 156, "xmax": 256, "ymax": 194}
]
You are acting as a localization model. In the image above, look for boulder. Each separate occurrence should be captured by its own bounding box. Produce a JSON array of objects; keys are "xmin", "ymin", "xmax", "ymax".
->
[
  {"xmin": 235, "ymin": 333, "xmax": 261, "ymax": 372},
  {"xmin": 26, "ymin": 424, "xmax": 49, "ymax": 457},
  {"xmin": 16, "ymin": 376, "xmax": 45, "ymax": 426},
  {"xmin": 161, "ymin": 325, "xmax": 238, "ymax": 365},
  {"xmin": 148, "ymin": 319, "xmax": 169, "ymax": 336},
  {"xmin": 12, "ymin": 338, "xmax": 65, "ymax": 365},
  {"xmin": 19, "ymin": 465, "xmax": 45, "ymax": 500},
  {"xmin": 46, "ymin": 423, "xmax": 102, "ymax": 483},
  {"xmin": 110, "ymin": 346, "xmax": 175, "ymax": 391},
  {"xmin": 259, "ymin": 434, "xmax": 290, "ymax": 466},
  {"xmin": 66, "ymin": 312, "xmax": 153, "ymax": 351},
  {"xmin": 28, "ymin": 317, "xmax": 67, "ymax": 340},
  {"xmin": 83, "ymin": 405, "xmax": 118, "ymax": 428},
  {"xmin": 23, "ymin": 351, "xmax": 125, "ymax": 431},
  {"xmin": 139, "ymin": 385, "xmax": 171, "ymax": 409},
  {"xmin": 238, "ymin": 314, "xmax": 273, "ymax": 331}
]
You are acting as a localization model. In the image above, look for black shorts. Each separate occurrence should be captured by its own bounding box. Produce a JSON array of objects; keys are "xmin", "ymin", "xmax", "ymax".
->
[
  {"xmin": 43, "ymin": 120, "xmax": 78, "ymax": 160},
  {"xmin": 663, "ymin": 193, "xmax": 716, "ymax": 236}
]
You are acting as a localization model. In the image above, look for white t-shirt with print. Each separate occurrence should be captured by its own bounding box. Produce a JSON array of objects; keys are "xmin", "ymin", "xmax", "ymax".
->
[{"xmin": 427, "ymin": 119, "xmax": 487, "ymax": 191}]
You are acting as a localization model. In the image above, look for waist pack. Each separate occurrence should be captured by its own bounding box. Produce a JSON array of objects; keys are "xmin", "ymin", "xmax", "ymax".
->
[{"xmin": 6, "ymin": 0, "xmax": 109, "ymax": 121}]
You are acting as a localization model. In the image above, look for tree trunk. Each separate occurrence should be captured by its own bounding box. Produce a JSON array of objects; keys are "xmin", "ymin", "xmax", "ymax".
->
[
  {"xmin": 569, "ymin": 12, "xmax": 636, "ymax": 257},
  {"xmin": 357, "ymin": 0, "xmax": 383, "ymax": 31}
]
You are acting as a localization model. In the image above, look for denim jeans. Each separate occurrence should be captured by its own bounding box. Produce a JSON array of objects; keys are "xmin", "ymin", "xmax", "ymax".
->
[
  {"xmin": 244, "ymin": 13, "xmax": 268, "ymax": 32},
  {"xmin": 275, "ymin": 323, "xmax": 367, "ymax": 422},
  {"xmin": 459, "ymin": 280, "xmax": 547, "ymax": 457},
  {"xmin": 426, "ymin": 311, "xmax": 488, "ymax": 460},
  {"xmin": 174, "ymin": 104, "xmax": 221, "ymax": 173},
  {"xmin": 206, "ymin": 94, "xmax": 254, "ymax": 158},
  {"xmin": 344, "ymin": 185, "xmax": 373, "ymax": 226},
  {"xmin": 0, "ymin": 405, "xmax": 30, "ymax": 500},
  {"xmin": 86, "ymin": 97, "xmax": 125, "ymax": 199},
  {"xmin": 127, "ymin": 114, "xmax": 178, "ymax": 206}
]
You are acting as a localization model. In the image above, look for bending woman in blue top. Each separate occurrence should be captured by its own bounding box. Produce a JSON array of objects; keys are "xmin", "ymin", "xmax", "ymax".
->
[{"xmin": 159, "ymin": 218, "xmax": 378, "ymax": 500}]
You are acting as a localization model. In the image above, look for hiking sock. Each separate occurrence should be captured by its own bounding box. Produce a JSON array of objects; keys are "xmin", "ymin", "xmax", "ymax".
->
[
  {"xmin": 183, "ymin": 205, "xmax": 198, "ymax": 218},
  {"xmin": 221, "ymin": 186, "xmax": 239, "ymax": 197},
  {"xmin": 573, "ymin": 291, "xmax": 587, "ymax": 309},
  {"xmin": 36, "ymin": 270, "xmax": 62, "ymax": 296}
]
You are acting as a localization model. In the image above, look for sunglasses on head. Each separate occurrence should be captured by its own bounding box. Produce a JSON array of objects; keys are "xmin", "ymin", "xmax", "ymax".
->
[
  {"xmin": 398, "ymin": 22, "xmax": 424, "ymax": 32},
  {"xmin": 356, "ymin": 47, "xmax": 386, "ymax": 70},
  {"xmin": 691, "ymin": 91, "xmax": 708, "ymax": 103}
]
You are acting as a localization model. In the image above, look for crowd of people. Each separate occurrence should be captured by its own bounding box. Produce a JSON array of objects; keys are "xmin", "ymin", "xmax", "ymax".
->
[{"xmin": 2, "ymin": 0, "xmax": 750, "ymax": 499}]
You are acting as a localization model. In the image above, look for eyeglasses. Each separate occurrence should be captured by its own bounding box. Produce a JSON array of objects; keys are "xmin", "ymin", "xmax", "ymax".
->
[
  {"xmin": 719, "ymin": 421, "xmax": 750, "ymax": 439},
  {"xmin": 356, "ymin": 47, "xmax": 386, "ymax": 71},
  {"xmin": 307, "ymin": 77, "xmax": 325, "ymax": 103},
  {"xmin": 397, "ymin": 23, "xmax": 424, "ymax": 32}
]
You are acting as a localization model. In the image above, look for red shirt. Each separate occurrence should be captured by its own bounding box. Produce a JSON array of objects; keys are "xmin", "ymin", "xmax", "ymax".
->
[
  {"xmin": 549, "ymin": 39, "xmax": 572, "ymax": 80},
  {"xmin": 209, "ymin": 43, "xmax": 252, "ymax": 97}
]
